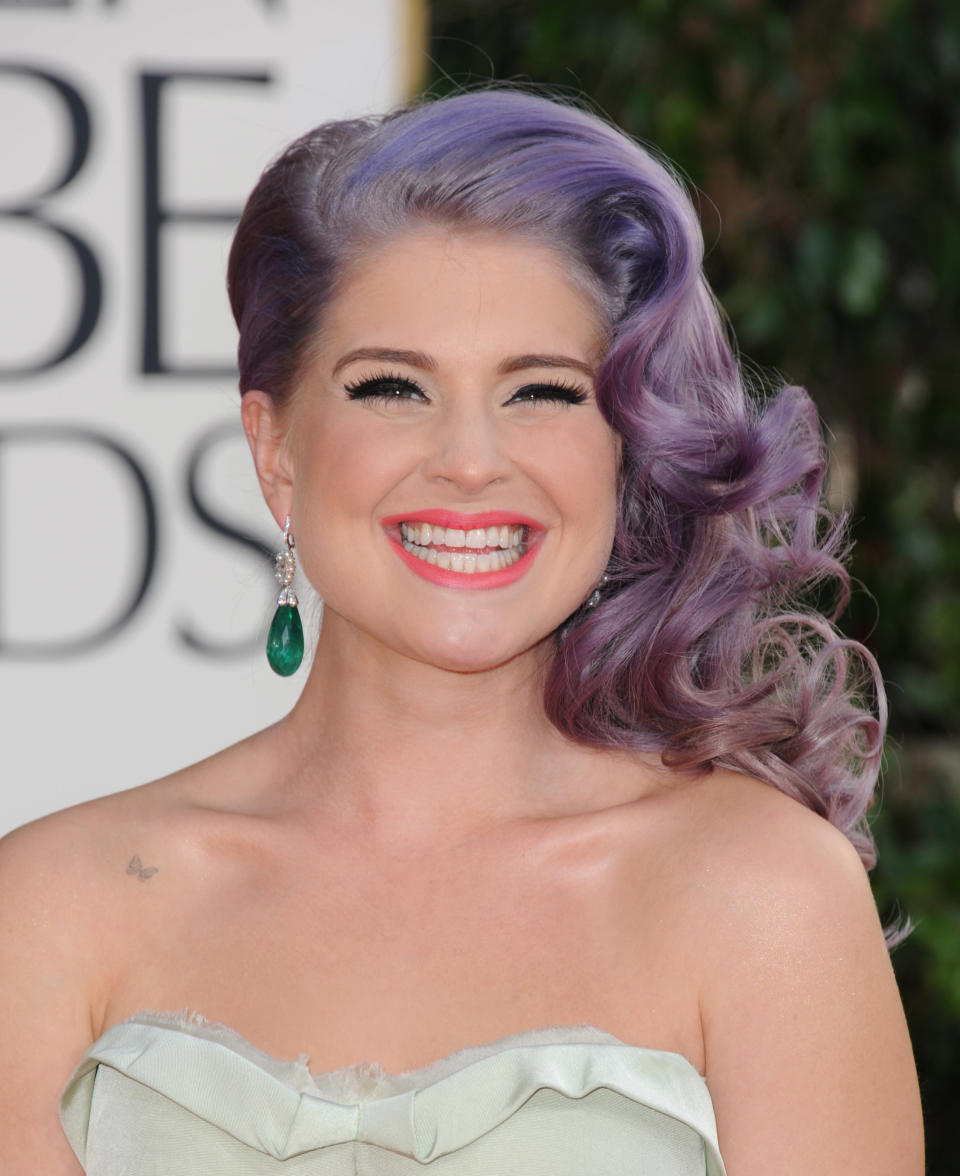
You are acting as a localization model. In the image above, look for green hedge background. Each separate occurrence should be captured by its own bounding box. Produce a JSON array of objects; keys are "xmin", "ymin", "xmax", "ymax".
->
[{"xmin": 426, "ymin": 1, "xmax": 959, "ymax": 1168}]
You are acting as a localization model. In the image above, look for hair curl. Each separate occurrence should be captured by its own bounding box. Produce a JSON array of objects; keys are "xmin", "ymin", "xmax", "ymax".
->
[{"xmin": 228, "ymin": 88, "xmax": 886, "ymax": 871}]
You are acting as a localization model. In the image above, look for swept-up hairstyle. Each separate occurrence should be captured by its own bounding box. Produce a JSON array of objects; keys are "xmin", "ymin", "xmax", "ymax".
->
[{"xmin": 228, "ymin": 88, "xmax": 885, "ymax": 870}]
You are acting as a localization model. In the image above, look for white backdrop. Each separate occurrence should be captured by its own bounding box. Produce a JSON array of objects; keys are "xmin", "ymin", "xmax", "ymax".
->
[{"xmin": 0, "ymin": 0, "xmax": 424, "ymax": 833}]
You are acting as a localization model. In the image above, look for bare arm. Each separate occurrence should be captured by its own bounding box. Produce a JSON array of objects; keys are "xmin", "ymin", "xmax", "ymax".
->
[
  {"xmin": 700, "ymin": 807, "xmax": 923, "ymax": 1175},
  {"xmin": 0, "ymin": 816, "xmax": 103, "ymax": 1175}
]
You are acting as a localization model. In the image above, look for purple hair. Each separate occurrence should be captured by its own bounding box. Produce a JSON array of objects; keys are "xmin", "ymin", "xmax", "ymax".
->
[{"xmin": 228, "ymin": 89, "xmax": 886, "ymax": 870}]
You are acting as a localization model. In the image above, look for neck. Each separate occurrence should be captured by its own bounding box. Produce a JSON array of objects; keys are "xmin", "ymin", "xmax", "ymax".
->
[{"xmin": 262, "ymin": 610, "xmax": 641, "ymax": 842}]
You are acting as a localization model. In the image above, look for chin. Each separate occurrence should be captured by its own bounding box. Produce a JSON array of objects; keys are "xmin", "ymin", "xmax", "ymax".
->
[{"xmin": 410, "ymin": 628, "xmax": 542, "ymax": 676}]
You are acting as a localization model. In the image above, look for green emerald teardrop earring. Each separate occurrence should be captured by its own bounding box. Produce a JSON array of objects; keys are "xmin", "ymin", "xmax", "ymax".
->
[{"xmin": 266, "ymin": 515, "xmax": 304, "ymax": 676}]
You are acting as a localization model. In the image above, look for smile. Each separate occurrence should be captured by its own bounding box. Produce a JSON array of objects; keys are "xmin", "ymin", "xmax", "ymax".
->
[
  {"xmin": 400, "ymin": 522, "xmax": 526, "ymax": 574},
  {"xmin": 381, "ymin": 510, "xmax": 543, "ymax": 589}
]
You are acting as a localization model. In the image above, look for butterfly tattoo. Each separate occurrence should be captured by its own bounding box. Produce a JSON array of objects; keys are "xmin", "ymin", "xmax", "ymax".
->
[{"xmin": 126, "ymin": 854, "xmax": 159, "ymax": 882}]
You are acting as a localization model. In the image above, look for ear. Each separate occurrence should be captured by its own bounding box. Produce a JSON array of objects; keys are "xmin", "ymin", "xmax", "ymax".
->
[{"xmin": 241, "ymin": 390, "xmax": 293, "ymax": 530}]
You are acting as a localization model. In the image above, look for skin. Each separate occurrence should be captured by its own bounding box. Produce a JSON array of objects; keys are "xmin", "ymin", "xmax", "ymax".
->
[{"xmin": 0, "ymin": 228, "xmax": 923, "ymax": 1174}]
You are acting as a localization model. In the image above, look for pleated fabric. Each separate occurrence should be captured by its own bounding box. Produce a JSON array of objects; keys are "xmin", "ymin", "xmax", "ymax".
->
[{"xmin": 60, "ymin": 1012, "xmax": 726, "ymax": 1175}]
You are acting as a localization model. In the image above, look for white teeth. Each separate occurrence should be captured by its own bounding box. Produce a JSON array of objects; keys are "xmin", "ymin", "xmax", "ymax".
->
[
  {"xmin": 400, "ymin": 522, "xmax": 527, "ymax": 547},
  {"xmin": 398, "ymin": 519, "xmax": 529, "ymax": 574},
  {"xmin": 401, "ymin": 536, "xmax": 527, "ymax": 573}
]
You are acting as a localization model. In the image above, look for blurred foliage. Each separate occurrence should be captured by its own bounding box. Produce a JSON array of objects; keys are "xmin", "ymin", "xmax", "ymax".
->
[
  {"xmin": 872, "ymin": 748, "xmax": 960, "ymax": 1171},
  {"xmin": 427, "ymin": 1, "xmax": 959, "ymax": 1168}
]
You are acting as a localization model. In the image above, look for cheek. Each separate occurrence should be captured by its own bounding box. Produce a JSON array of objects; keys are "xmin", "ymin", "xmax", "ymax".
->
[
  {"xmin": 536, "ymin": 422, "xmax": 619, "ymax": 528},
  {"xmin": 291, "ymin": 417, "xmax": 405, "ymax": 519},
  {"xmin": 286, "ymin": 417, "xmax": 417, "ymax": 596}
]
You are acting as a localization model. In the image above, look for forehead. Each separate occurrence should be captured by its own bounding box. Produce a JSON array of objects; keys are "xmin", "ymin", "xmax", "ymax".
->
[{"xmin": 317, "ymin": 227, "xmax": 608, "ymax": 370}]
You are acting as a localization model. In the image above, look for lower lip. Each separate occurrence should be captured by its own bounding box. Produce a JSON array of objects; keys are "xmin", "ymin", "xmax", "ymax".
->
[{"xmin": 387, "ymin": 535, "xmax": 541, "ymax": 589}]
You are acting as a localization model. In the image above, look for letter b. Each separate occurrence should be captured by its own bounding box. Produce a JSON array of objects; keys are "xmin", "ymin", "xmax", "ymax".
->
[{"xmin": 0, "ymin": 64, "xmax": 103, "ymax": 379}]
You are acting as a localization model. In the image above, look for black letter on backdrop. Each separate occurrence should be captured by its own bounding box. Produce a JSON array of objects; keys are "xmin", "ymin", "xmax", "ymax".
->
[
  {"xmin": 178, "ymin": 420, "xmax": 272, "ymax": 656},
  {"xmin": 0, "ymin": 426, "xmax": 158, "ymax": 657},
  {"xmin": 0, "ymin": 65, "xmax": 102, "ymax": 379},
  {"xmin": 140, "ymin": 70, "xmax": 271, "ymax": 377}
]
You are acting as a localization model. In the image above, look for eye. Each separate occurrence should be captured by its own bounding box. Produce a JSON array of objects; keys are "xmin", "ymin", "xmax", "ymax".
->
[
  {"xmin": 506, "ymin": 381, "xmax": 589, "ymax": 407},
  {"xmin": 344, "ymin": 371, "xmax": 428, "ymax": 403}
]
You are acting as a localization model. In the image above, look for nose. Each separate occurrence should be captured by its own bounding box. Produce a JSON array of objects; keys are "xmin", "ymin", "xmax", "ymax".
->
[{"xmin": 421, "ymin": 402, "xmax": 513, "ymax": 494}]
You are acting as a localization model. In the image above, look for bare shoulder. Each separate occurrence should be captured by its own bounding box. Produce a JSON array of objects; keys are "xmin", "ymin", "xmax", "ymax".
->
[
  {"xmin": 6, "ymin": 718, "xmax": 283, "ymax": 877},
  {"xmin": 614, "ymin": 764, "xmax": 880, "ymax": 954},
  {"xmin": 0, "ymin": 795, "xmax": 131, "ymax": 988},
  {"xmin": 666, "ymin": 767, "xmax": 923, "ymax": 1176},
  {"xmin": 0, "ymin": 723, "xmax": 286, "ymax": 1008},
  {"xmin": 0, "ymin": 801, "xmax": 123, "ymax": 1173},
  {"xmin": 674, "ymin": 767, "xmax": 878, "ymax": 934},
  {"xmin": 0, "ymin": 736, "xmax": 267, "ymax": 1174},
  {"xmin": 0, "ymin": 778, "xmax": 185, "ymax": 1018},
  {"xmin": 1, "ymin": 764, "xmax": 205, "ymax": 928}
]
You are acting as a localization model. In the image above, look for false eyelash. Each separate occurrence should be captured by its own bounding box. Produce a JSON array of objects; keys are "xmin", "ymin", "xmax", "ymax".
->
[
  {"xmin": 343, "ymin": 370, "xmax": 589, "ymax": 406},
  {"xmin": 344, "ymin": 370, "xmax": 427, "ymax": 401},
  {"xmin": 509, "ymin": 380, "xmax": 589, "ymax": 405}
]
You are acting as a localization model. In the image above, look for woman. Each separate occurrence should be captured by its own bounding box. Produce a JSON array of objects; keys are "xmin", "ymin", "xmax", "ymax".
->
[{"xmin": 1, "ymin": 89, "xmax": 922, "ymax": 1174}]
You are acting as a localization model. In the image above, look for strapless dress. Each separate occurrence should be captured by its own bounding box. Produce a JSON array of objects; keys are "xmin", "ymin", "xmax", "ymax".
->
[{"xmin": 60, "ymin": 1011, "xmax": 726, "ymax": 1174}]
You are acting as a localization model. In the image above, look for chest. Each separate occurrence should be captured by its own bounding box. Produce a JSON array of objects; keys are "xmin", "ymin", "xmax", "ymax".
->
[{"xmin": 103, "ymin": 826, "xmax": 705, "ymax": 1073}]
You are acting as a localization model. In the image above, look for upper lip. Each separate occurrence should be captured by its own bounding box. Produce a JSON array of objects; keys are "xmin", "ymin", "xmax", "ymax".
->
[{"xmin": 381, "ymin": 509, "xmax": 544, "ymax": 530}]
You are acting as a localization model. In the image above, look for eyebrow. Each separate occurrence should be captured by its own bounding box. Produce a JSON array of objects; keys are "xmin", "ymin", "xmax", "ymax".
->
[
  {"xmin": 499, "ymin": 354, "xmax": 595, "ymax": 379},
  {"xmin": 331, "ymin": 347, "xmax": 595, "ymax": 380}
]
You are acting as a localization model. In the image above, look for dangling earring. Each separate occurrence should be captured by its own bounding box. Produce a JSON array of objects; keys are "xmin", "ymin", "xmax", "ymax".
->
[
  {"xmin": 266, "ymin": 515, "xmax": 304, "ymax": 676},
  {"xmin": 586, "ymin": 573, "xmax": 610, "ymax": 610}
]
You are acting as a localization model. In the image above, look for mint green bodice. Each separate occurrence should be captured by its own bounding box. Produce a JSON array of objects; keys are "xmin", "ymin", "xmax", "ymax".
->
[{"xmin": 60, "ymin": 1012, "xmax": 726, "ymax": 1175}]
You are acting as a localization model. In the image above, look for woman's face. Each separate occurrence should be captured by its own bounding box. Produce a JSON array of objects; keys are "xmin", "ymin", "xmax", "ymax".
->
[{"xmin": 245, "ymin": 226, "xmax": 620, "ymax": 674}]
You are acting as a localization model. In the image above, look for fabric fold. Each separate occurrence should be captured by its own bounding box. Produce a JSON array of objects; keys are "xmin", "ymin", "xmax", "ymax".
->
[{"xmin": 60, "ymin": 1014, "xmax": 726, "ymax": 1174}]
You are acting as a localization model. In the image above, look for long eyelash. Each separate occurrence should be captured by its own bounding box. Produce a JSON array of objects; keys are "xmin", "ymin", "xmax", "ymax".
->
[
  {"xmin": 344, "ymin": 372, "xmax": 589, "ymax": 405},
  {"xmin": 511, "ymin": 380, "xmax": 589, "ymax": 405},
  {"xmin": 344, "ymin": 370, "xmax": 427, "ymax": 400}
]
